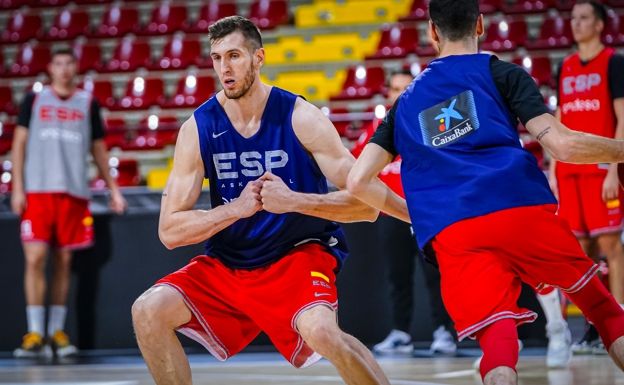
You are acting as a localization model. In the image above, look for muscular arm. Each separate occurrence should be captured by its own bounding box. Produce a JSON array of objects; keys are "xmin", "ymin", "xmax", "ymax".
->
[
  {"xmin": 279, "ymin": 98, "xmax": 378, "ymax": 223},
  {"xmin": 159, "ymin": 117, "xmax": 262, "ymax": 249},
  {"xmin": 526, "ymin": 112, "xmax": 624, "ymax": 163},
  {"xmin": 347, "ymin": 143, "xmax": 411, "ymax": 223}
]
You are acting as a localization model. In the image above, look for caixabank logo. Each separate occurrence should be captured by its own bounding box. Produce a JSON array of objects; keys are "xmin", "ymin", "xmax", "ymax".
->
[{"xmin": 418, "ymin": 90, "xmax": 480, "ymax": 148}]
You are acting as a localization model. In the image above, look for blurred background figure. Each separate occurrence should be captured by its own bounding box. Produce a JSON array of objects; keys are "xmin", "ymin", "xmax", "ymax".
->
[
  {"xmin": 351, "ymin": 69, "xmax": 456, "ymax": 356},
  {"xmin": 549, "ymin": 0, "xmax": 624, "ymax": 355},
  {"xmin": 11, "ymin": 49, "xmax": 126, "ymax": 358}
]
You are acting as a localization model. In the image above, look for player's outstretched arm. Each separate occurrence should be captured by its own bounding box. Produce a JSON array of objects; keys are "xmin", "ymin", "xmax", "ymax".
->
[
  {"xmin": 527, "ymin": 112, "xmax": 624, "ymax": 164},
  {"xmin": 265, "ymin": 98, "xmax": 379, "ymax": 223},
  {"xmin": 159, "ymin": 117, "xmax": 262, "ymax": 249},
  {"xmin": 347, "ymin": 143, "xmax": 411, "ymax": 223}
]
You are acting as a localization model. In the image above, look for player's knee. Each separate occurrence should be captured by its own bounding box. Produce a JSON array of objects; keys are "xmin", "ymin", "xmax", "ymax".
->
[
  {"xmin": 24, "ymin": 254, "xmax": 46, "ymax": 271},
  {"xmin": 300, "ymin": 322, "xmax": 344, "ymax": 357},
  {"xmin": 132, "ymin": 290, "xmax": 167, "ymax": 330},
  {"xmin": 598, "ymin": 234, "xmax": 623, "ymax": 256}
]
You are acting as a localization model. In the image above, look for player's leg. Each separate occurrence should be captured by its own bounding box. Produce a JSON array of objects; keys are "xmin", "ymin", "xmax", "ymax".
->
[
  {"xmin": 132, "ymin": 285, "xmax": 193, "ymax": 385},
  {"xmin": 15, "ymin": 242, "xmax": 51, "ymax": 357},
  {"xmin": 373, "ymin": 215, "xmax": 415, "ymax": 354},
  {"xmin": 596, "ymin": 232, "xmax": 624, "ymax": 304},
  {"xmin": 421, "ymin": 257, "xmax": 456, "ymax": 354},
  {"xmin": 48, "ymin": 248, "xmax": 78, "ymax": 356},
  {"xmin": 536, "ymin": 286, "xmax": 571, "ymax": 367},
  {"xmin": 297, "ymin": 305, "xmax": 390, "ymax": 385},
  {"xmin": 476, "ymin": 319, "xmax": 518, "ymax": 385}
]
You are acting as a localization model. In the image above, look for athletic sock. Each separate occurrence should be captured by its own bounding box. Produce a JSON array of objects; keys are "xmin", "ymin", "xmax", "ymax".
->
[
  {"xmin": 538, "ymin": 289, "xmax": 566, "ymax": 328},
  {"xmin": 47, "ymin": 305, "xmax": 67, "ymax": 336},
  {"xmin": 568, "ymin": 276, "xmax": 624, "ymax": 349},
  {"xmin": 476, "ymin": 318, "xmax": 519, "ymax": 380},
  {"xmin": 26, "ymin": 305, "xmax": 45, "ymax": 336}
]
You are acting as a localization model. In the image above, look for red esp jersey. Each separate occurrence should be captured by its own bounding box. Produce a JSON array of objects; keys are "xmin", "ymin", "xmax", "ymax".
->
[{"xmin": 558, "ymin": 48, "xmax": 616, "ymax": 176}]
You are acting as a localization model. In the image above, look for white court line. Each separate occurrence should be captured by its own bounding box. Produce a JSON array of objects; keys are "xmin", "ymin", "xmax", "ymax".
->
[{"xmin": 433, "ymin": 369, "xmax": 477, "ymax": 379}]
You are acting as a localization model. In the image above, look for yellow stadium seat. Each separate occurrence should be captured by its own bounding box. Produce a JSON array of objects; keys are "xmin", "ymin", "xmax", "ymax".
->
[
  {"xmin": 262, "ymin": 70, "xmax": 346, "ymax": 101},
  {"xmin": 295, "ymin": 0, "xmax": 411, "ymax": 28}
]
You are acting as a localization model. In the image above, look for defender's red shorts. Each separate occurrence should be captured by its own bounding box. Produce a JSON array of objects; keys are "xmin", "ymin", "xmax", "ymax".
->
[
  {"xmin": 557, "ymin": 173, "xmax": 623, "ymax": 237},
  {"xmin": 21, "ymin": 193, "xmax": 94, "ymax": 250},
  {"xmin": 432, "ymin": 204, "xmax": 598, "ymax": 341},
  {"xmin": 155, "ymin": 243, "xmax": 338, "ymax": 368}
]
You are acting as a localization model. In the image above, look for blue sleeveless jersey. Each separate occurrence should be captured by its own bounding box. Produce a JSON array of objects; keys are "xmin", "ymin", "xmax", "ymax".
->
[
  {"xmin": 395, "ymin": 54, "xmax": 556, "ymax": 248},
  {"xmin": 193, "ymin": 87, "xmax": 347, "ymax": 269}
]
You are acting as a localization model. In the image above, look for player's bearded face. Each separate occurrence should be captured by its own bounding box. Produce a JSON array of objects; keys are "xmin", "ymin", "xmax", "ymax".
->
[{"xmin": 223, "ymin": 61, "xmax": 256, "ymax": 100}]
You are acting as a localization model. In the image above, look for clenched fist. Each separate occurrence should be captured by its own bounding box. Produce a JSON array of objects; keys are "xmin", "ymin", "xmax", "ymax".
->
[
  {"xmin": 259, "ymin": 172, "xmax": 297, "ymax": 214},
  {"xmin": 233, "ymin": 180, "xmax": 264, "ymax": 218}
]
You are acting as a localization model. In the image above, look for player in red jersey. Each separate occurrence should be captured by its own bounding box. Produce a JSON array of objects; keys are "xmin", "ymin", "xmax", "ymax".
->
[{"xmin": 549, "ymin": 0, "xmax": 624, "ymax": 354}]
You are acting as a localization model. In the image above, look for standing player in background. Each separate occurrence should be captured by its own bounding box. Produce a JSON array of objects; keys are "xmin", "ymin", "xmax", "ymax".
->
[
  {"xmin": 352, "ymin": 70, "xmax": 456, "ymax": 355},
  {"xmin": 11, "ymin": 49, "xmax": 126, "ymax": 358},
  {"xmin": 347, "ymin": 1, "xmax": 624, "ymax": 384},
  {"xmin": 549, "ymin": 0, "xmax": 624, "ymax": 354},
  {"xmin": 131, "ymin": 17, "xmax": 391, "ymax": 385}
]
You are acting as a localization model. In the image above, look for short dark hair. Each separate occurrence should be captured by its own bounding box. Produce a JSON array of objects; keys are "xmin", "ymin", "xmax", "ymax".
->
[
  {"xmin": 575, "ymin": 0, "xmax": 607, "ymax": 24},
  {"xmin": 428, "ymin": 0, "xmax": 480, "ymax": 41},
  {"xmin": 208, "ymin": 16, "xmax": 263, "ymax": 52},
  {"xmin": 51, "ymin": 48, "xmax": 76, "ymax": 61}
]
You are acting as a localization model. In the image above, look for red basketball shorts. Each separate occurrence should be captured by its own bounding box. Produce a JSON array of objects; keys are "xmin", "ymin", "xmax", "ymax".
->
[
  {"xmin": 432, "ymin": 204, "xmax": 598, "ymax": 341},
  {"xmin": 557, "ymin": 173, "xmax": 623, "ymax": 237},
  {"xmin": 155, "ymin": 243, "xmax": 338, "ymax": 368},
  {"xmin": 21, "ymin": 192, "xmax": 94, "ymax": 250}
]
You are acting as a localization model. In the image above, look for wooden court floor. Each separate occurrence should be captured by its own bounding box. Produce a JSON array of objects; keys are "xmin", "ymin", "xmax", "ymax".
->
[{"xmin": 0, "ymin": 350, "xmax": 623, "ymax": 385}]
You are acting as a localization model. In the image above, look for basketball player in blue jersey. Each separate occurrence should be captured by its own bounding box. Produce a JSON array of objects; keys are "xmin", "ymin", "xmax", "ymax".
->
[
  {"xmin": 131, "ymin": 16, "xmax": 390, "ymax": 385},
  {"xmin": 348, "ymin": 1, "xmax": 624, "ymax": 384}
]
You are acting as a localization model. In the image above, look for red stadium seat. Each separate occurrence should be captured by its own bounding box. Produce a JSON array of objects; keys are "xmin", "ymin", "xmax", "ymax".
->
[
  {"xmin": 0, "ymin": 121, "xmax": 15, "ymax": 156},
  {"xmin": 184, "ymin": 2, "xmax": 237, "ymax": 33},
  {"xmin": 502, "ymin": 0, "xmax": 556, "ymax": 14},
  {"xmin": 43, "ymin": 9, "xmax": 90, "ymax": 41},
  {"xmin": 33, "ymin": 0, "xmax": 70, "ymax": 6},
  {"xmin": 164, "ymin": 75, "xmax": 215, "ymax": 108},
  {"xmin": 92, "ymin": 6, "xmax": 138, "ymax": 38},
  {"xmin": 607, "ymin": 0, "xmax": 624, "ymax": 8},
  {"xmin": 603, "ymin": 11, "xmax": 624, "ymax": 46},
  {"xmin": 331, "ymin": 66, "xmax": 386, "ymax": 101},
  {"xmin": 0, "ymin": 0, "xmax": 29, "ymax": 9},
  {"xmin": 138, "ymin": 3, "xmax": 187, "ymax": 35},
  {"xmin": 134, "ymin": 115, "xmax": 179, "ymax": 148},
  {"xmin": 74, "ymin": 0, "xmax": 114, "ymax": 4},
  {"xmin": 149, "ymin": 35, "xmax": 203, "ymax": 70},
  {"xmin": 101, "ymin": 37, "xmax": 150, "ymax": 72},
  {"xmin": 368, "ymin": 24, "xmax": 419, "ymax": 59},
  {"xmin": 81, "ymin": 78, "xmax": 116, "ymax": 109},
  {"xmin": 400, "ymin": 0, "xmax": 428, "ymax": 21},
  {"xmin": 9, "ymin": 43, "xmax": 50, "ymax": 77},
  {"xmin": 74, "ymin": 42, "xmax": 102, "ymax": 74},
  {"xmin": 512, "ymin": 56, "xmax": 553, "ymax": 87},
  {"xmin": 103, "ymin": 117, "xmax": 127, "ymax": 149},
  {"xmin": 480, "ymin": 0, "xmax": 502, "ymax": 14},
  {"xmin": 249, "ymin": 0, "xmax": 289, "ymax": 30},
  {"xmin": 91, "ymin": 158, "xmax": 141, "ymax": 188},
  {"xmin": 0, "ymin": 86, "xmax": 17, "ymax": 115},
  {"xmin": 526, "ymin": 15, "xmax": 573, "ymax": 50},
  {"xmin": 481, "ymin": 19, "xmax": 528, "ymax": 52},
  {"xmin": 1, "ymin": 10, "xmax": 42, "ymax": 43},
  {"xmin": 115, "ymin": 77, "xmax": 164, "ymax": 110}
]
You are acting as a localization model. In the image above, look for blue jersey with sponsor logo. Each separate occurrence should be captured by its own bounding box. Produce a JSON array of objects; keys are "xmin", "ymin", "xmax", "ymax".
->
[
  {"xmin": 194, "ymin": 87, "xmax": 347, "ymax": 269},
  {"xmin": 395, "ymin": 53, "xmax": 556, "ymax": 248}
]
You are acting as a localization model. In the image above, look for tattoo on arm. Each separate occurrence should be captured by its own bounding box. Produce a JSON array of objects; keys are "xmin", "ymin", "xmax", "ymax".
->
[
  {"xmin": 536, "ymin": 126, "xmax": 551, "ymax": 141},
  {"xmin": 162, "ymin": 192, "xmax": 168, "ymax": 197}
]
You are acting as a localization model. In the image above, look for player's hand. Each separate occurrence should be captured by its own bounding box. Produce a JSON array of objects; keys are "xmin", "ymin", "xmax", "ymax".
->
[
  {"xmin": 109, "ymin": 189, "xmax": 127, "ymax": 214},
  {"xmin": 602, "ymin": 171, "xmax": 620, "ymax": 202},
  {"xmin": 233, "ymin": 180, "xmax": 263, "ymax": 218},
  {"xmin": 259, "ymin": 172, "xmax": 296, "ymax": 214},
  {"xmin": 11, "ymin": 190, "xmax": 26, "ymax": 216},
  {"xmin": 548, "ymin": 176, "xmax": 559, "ymax": 201}
]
